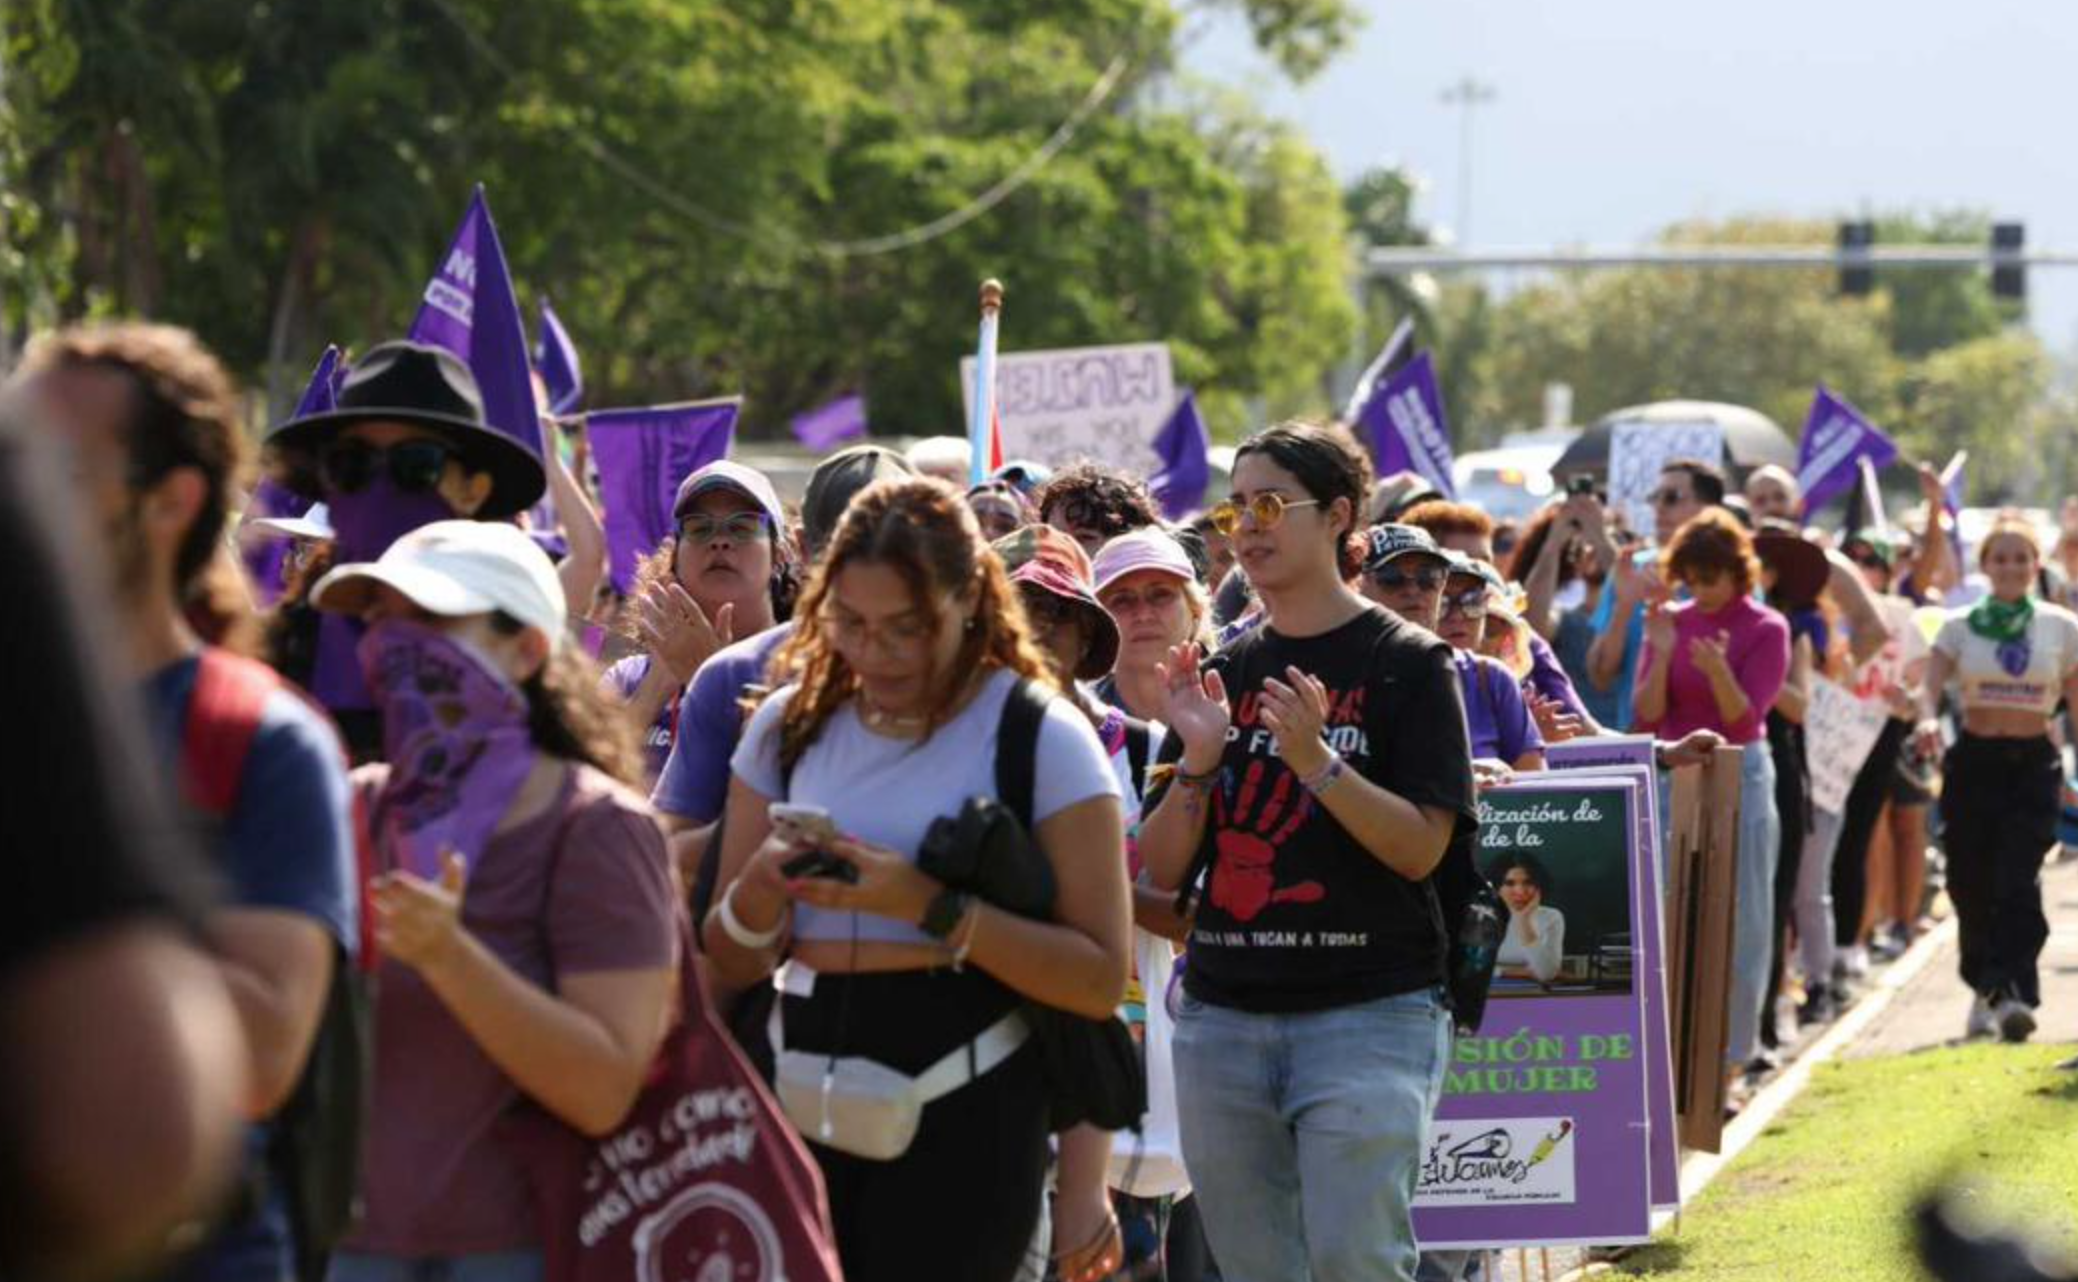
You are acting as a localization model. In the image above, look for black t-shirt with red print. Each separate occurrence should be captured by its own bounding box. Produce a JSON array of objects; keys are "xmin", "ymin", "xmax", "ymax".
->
[{"xmin": 1159, "ymin": 605, "xmax": 1477, "ymax": 1013}]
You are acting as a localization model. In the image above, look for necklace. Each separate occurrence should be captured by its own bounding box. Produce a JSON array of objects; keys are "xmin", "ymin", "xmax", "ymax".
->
[{"xmin": 857, "ymin": 668, "xmax": 987, "ymax": 734}]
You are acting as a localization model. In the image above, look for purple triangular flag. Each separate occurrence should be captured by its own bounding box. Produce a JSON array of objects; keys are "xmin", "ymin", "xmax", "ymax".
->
[
  {"xmin": 240, "ymin": 346, "xmax": 340, "ymax": 605},
  {"xmin": 1795, "ymin": 384, "xmax": 1898, "ymax": 516},
  {"xmin": 1354, "ymin": 349, "xmax": 1457, "ymax": 499},
  {"xmin": 587, "ymin": 401, "xmax": 741, "ymax": 593},
  {"xmin": 534, "ymin": 296, "xmax": 584, "ymax": 416},
  {"xmin": 408, "ymin": 185, "xmax": 544, "ymax": 461},
  {"xmin": 790, "ymin": 393, "xmax": 867, "ymax": 453},
  {"xmin": 1149, "ymin": 390, "xmax": 1211, "ymax": 519}
]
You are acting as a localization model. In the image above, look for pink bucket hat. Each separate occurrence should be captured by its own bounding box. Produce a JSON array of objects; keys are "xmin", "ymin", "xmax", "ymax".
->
[{"xmin": 1091, "ymin": 527, "xmax": 1198, "ymax": 596}]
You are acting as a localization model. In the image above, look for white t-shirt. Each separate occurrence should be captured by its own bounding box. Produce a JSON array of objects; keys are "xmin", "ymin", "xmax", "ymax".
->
[
  {"xmin": 1496, "ymin": 905, "xmax": 1566, "ymax": 983},
  {"xmin": 733, "ymin": 669, "xmax": 1120, "ymax": 945},
  {"xmin": 1932, "ymin": 601, "xmax": 2078, "ymax": 716}
]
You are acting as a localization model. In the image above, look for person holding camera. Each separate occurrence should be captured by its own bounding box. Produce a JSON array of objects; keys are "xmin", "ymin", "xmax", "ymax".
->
[{"xmin": 705, "ymin": 478, "xmax": 1129, "ymax": 1282}]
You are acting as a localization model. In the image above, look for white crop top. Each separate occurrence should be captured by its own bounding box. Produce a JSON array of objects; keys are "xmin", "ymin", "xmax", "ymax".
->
[{"xmin": 1932, "ymin": 602, "xmax": 2078, "ymax": 716}]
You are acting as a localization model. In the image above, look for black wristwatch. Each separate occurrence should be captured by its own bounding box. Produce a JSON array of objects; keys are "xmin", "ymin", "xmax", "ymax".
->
[{"xmin": 920, "ymin": 888, "xmax": 973, "ymax": 940}]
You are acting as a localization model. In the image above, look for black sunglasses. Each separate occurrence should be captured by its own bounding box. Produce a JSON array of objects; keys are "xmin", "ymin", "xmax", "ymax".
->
[
  {"xmin": 320, "ymin": 438, "xmax": 457, "ymax": 495},
  {"xmin": 1371, "ymin": 564, "xmax": 1447, "ymax": 592}
]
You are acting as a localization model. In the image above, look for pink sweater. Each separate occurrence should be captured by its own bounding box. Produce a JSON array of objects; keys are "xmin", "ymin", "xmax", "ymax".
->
[{"xmin": 1635, "ymin": 596, "xmax": 1790, "ymax": 744}]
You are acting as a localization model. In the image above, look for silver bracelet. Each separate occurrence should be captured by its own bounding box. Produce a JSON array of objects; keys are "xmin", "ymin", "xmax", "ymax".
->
[{"xmin": 718, "ymin": 880, "xmax": 786, "ymax": 951}]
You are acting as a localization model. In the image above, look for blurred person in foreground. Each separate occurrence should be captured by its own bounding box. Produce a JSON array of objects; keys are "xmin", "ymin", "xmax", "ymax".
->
[
  {"xmin": 0, "ymin": 388, "xmax": 248, "ymax": 1282},
  {"xmin": 19, "ymin": 324, "xmax": 360, "ymax": 1282}
]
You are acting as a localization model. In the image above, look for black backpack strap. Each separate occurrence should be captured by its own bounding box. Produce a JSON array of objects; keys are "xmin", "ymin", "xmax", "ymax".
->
[
  {"xmin": 1124, "ymin": 718, "xmax": 1153, "ymax": 801},
  {"xmin": 995, "ymin": 678, "xmax": 1051, "ymax": 830}
]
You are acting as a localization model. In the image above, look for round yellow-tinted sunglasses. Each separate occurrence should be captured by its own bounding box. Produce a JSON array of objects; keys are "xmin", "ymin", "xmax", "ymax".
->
[{"xmin": 1206, "ymin": 492, "xmax": 1322, "ymax": 537}]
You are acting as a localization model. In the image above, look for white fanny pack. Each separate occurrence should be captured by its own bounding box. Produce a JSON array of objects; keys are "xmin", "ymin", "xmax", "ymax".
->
[{"xmin": 767, "ymin": 965, "xmax": 1031, "ymax": 1162}]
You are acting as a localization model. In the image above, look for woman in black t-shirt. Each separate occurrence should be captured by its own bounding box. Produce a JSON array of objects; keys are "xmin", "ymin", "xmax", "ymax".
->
[{"xmin": 1138, "ymin": 423, "xmax": 1476, "ymax": 1282}]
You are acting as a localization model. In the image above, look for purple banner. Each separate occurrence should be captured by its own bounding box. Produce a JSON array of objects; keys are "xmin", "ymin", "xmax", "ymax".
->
[
  {"xmin": 1149, "ymin": 390, "xmax": 1210, "ymax": 519},
  {"xmin": 1795, "ymin": 384, "xmax": 1897, "ymax": 515},
  {"xmin": 1355, "ymin": 349, "xmax": 1457, "ymax": 498},
  {"xmin": 1542, "ymin": 739, "xmax": 1679, "ymax": 1210},
  {"xmin": 790, "ymin": 393, "xmax": 867, "ymax": 452},
  {"xmin": 1412, "ymin": 777, "xmax": 1653, "ymax": 1249},
  {"xmin": 534, "ymin": 296, "xmax": 584, "ymax": 416},
  {"xmin": 587, "ymin": 401, "xmax": 740, "ymax": 594},
  {"xmin": 409, "ymin": 185, "xmax": 544, "ymax": 461}
]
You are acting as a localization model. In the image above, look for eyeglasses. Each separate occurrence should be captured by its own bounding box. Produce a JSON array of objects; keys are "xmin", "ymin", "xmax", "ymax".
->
[
  {"xmin": 1649, "ymin": 488, "xmax": 1694, "ymax": 509},
  {"xmin": 320, "ymin": 438, "xmax": 456, "ymax": 495},
  {"xmin": 1206, "ymin": 493, "xmax": 1323, "ymax": 537},
  {"xmin": 1369, "ymin": 564, "xmax": 1447, "ymax": 592},
  {"xmin": 678, "ymin": 512, "xmax": 772, "ymax": 544},
  {"xmin": 1100, "ymin": 582, "xmax": 1184, "ymax": 617},
  {"xmin": 820, "ymin": 607, "xmax": 938, "ymax": 656},
  {"xmin": 1440, "ymin": 587, "xmax": 1490, "ymax": 619}
]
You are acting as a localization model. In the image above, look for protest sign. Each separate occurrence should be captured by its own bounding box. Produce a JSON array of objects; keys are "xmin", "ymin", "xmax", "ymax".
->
[
  {"xmin": 1413, "ymin": 776, "xmax": 1654, "ymax": 1249},
  {"xmin": 1607, "ymin": 421, "xmax": 1724, "ymax": 541},
  {"xmin": 1544, "ymin": 737, "xmax": 1679, "ymax": 1210},
  {"xmin": 1805, "ymin": 677, "xmax": 1892, "ymax": 815},
  {"xmin": 587, "ymin": 400, "xmax": 741, "ymax": 594},
  {"xmin": 962, "ymin": 342, "xmax": 1173, "ymax": 475}
]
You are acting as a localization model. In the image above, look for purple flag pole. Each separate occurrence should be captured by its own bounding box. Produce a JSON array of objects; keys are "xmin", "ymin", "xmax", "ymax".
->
[
  {"xmin": 535, "ymin": 296, "xmax": 584, "ymax": 416},
  {"xmin": 1354, "ymin": 349, "xmax": 1457, "ymax": 498},
  {"xmin": 586, "ymin": 399, "xmax": 741, "ymax": 594},
  {"xmin": 1149, "ymin": 390, "xmax": 1211, "ymax": 519},
  {"xmin": 1795, "ymin": 384, "xmax": 1898, "ymax": 517},
  {"xmin": 791, "ymin": 393, "xmax": 868, "ymax": 453},
  {"xmin": 1940, "ymin": 449, "xmax": 1968, "ymax": 568},
  {"xmin": 409, "ymin": 185, "xmax": 544, "ymax": 462},
  {"xmin": 240, "ymin": 346, "xmax": 340, "ymax": 605}
]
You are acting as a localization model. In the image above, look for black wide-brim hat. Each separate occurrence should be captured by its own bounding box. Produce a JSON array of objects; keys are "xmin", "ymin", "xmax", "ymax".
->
[{"xmin": 265, "ymin": 340, "xmax": 546, "ymax": 519}]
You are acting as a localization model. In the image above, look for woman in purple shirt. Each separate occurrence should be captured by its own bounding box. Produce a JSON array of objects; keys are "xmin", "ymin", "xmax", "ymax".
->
[{"xmin": 1635, "ymin": 509, "xmax": 1790, "ymax": 1086}]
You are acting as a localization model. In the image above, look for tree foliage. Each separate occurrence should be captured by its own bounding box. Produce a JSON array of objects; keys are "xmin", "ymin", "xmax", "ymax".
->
[{"xmin": 4, "ymin": 0, "xmax": 1360, "ymax": 439}]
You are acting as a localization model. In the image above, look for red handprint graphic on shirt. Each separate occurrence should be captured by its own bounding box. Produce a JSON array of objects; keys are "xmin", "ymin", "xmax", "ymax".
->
[{"xmin": 1209, "ymin": 759, "xmax": 1324, "ymax": 923}]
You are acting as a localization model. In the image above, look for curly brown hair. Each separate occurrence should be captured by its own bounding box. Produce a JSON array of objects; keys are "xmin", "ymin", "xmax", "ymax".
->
[
  {"xmin": 1032, "ymin": 462, "xmax": 1161, "ymax": 542},
  {"xmin": 1663, "ymin": 507, "xmax": 1760, "ymax": 595},
  {"xmin": 770, "ymin": 477, "xmax": 1055, "ymax": 773},
  {"xmin": 22, "ymin": 321, "xmax": 249, "ymax": 608},
  {"xmin": 1400, "ymin": 499, "xmax": 1495, "ymax": 545}
]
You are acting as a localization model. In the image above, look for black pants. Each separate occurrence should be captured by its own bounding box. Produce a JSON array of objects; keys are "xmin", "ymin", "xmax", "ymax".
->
[
  {"xmin": 1764, "ymin": 712, "xmax": 1809, "ymax": 1044},
  {"xmin": 1942, "ymin": 734, "xmax": 2062, "ymax": 1007},
  {"xmin": 781, "ymin": 966, "xmax": 1050, "ymax": 1282},
  {"xmin": 1832, "ymin": 716, "xmax": 1912, "ymax": 947}
]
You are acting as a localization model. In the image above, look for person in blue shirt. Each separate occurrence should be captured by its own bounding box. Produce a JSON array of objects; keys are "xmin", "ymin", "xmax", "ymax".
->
[
  {"xmin": 1585, "ymin": 459, "xmax": 1725, "ymax": 729},
  {"xmin": 23, "ymin": 323, "xmax": 358, "ymax": 1282}
]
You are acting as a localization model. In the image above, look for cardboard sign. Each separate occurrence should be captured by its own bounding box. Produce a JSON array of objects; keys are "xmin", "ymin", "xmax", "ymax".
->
[
  {"xmin": 1413, "ymin": 777, "xmax": 1654, "ymax": 1249},
  {"xmin": 961, "ymin": 342, "xmax": 1174, "ymax": 474},
  {"xmin": 1606, "ymin": 421, "xmax": 1725, "ymax": 542},
  {"xmin": 1805, "ymin": 678, "xmax": 1892, "ymax": 815}
]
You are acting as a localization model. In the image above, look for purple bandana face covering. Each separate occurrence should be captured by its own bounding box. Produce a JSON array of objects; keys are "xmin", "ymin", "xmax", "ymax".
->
[
  {"xmin": 312, "ymin": 474, "xmax": 460, "ymax": 710},
  {"xmin": 360, "ymin": 618, "xmax": 537, "ymax": 879}
]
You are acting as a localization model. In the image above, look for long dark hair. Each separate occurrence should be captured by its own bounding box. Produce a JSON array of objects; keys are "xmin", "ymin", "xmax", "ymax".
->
[
  {"xmin": 1233, "ymin": 421, "xmax": 1372, "ymax": 579},
  {"xmin": 1486, "ymin": 851, "xmax": 1554, "ymax": 896},
  {"xmin": 770, "ymin": 477, "xmax": 1054, "ymax": 773},
  {"xmin": 491, "ymin": 612, "xmax": 645, "ymax": 786}
]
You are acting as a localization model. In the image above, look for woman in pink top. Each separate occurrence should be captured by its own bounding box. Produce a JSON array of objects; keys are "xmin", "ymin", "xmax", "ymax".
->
[{"xmin": 1634, "ymin": 509, "xmax": 1790, "ymax": 1086}]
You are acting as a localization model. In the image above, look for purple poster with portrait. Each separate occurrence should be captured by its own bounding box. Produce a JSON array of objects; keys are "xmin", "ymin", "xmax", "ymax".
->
[
  {"xmin": 1543, "ymin": 737, "xmax": 1679, "ymax": 1210},
  {"xmin": 1412, "ymin": 776, "xmax": 1653, "ymax": 1249},
  {"xmin": 587, "ymin": 400, "xmax": 740, "ymax": 594}
]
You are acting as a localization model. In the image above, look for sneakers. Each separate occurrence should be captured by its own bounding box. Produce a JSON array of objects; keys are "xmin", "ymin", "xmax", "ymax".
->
[
  {"xmin": 1997, "ymin": 998, "xmax": 2038, "ymax": 1044},
  {"xmin": 1800, "ymin": 983, "xmax": 1840, "ymax": 1027},
  {"xmin": 1966, "ymin": 994, "xmax": 1997, "ymax": 1039}
]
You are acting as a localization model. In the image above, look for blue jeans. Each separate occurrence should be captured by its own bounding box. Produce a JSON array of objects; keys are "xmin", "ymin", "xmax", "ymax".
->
[
  {"xmin": 1173, "ymin": 986, "xmax": 1451, "ymax": 1282},
  {"xmin": 329, "ymin": 1251, "xmax": 542, "ymax": 1282},
  {"xmin": 1726, "ymin": 740, "xmax": 1780, "ymax": 1068}
]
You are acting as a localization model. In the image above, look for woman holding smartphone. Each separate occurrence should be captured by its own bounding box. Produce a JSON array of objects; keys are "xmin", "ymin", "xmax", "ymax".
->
[{"xmin": 704, "ymin": 478, "xmax": 1130, "ymax": 1282}]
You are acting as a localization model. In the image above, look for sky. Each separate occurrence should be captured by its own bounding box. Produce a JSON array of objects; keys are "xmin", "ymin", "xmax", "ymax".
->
[{"xmin": 1187, "ymin": 0, "xmax": 2078, "ymax": 353}]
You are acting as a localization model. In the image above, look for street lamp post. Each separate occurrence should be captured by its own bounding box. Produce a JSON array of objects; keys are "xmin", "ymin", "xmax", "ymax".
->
[{"xmin": 1440, "ymin": 75, "xmax": 1497, "ymax": 246}]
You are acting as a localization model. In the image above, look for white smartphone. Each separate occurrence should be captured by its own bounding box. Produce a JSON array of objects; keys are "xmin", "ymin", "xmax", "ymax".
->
[{"xmin": 769, "ymin": 802, "xmax": 840, "ymax": 848}]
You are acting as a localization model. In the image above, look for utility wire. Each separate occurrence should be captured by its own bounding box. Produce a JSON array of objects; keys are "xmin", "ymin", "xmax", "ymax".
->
[{"xmin": 419, "ymin": 0, "xmax": 1133, "ymax": 259}]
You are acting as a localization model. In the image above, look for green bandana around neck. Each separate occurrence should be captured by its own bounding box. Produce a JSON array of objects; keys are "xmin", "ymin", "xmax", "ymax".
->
[{"xmin": 1967, "ymin": 593, "xmax": 2035, "ymax": 645}]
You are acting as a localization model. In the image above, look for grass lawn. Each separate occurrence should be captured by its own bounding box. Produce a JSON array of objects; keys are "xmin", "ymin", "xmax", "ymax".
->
[{"xmin": 1612, "ymin": 1043, "xmax": 2078, "ymax": 1279}]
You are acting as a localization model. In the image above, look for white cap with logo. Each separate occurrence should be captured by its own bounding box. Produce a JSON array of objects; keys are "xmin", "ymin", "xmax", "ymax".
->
[{"xmin": 312, "ymin": 519, "xmax": 568, "ymax": 647}]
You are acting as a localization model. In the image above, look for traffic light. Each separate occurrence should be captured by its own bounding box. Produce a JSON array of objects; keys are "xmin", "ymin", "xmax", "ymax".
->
[
  {"xmin": 1838, "ymin": 220, "xmax": 1875, "ymax": 296},
  {"xmin": 1992, "ymin": 222, "xmax": 2025, "ymax": 302}
]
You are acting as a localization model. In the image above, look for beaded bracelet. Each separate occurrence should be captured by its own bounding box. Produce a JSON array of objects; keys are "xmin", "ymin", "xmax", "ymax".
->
[{"xmin": 1298, "ymin": 756, "xmax": 1345, "ymax": 797}]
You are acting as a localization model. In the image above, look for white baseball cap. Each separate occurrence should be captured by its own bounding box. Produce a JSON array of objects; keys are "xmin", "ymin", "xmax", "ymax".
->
[
  {"xmin": 247, "ymin": 502, "xmax": 334, "ymax": 543},
  {"xmin": 312, "ymin": 519, "xmax": 568, "ymax": 647}
]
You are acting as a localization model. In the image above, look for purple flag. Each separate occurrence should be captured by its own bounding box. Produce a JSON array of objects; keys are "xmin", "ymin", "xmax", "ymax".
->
[
  {"xmin": 534, "ymin": 296, "xmax": 584, "ymax": 415},
  {"xmin": 1354, "ymin": 349, "xmax": 1457, "ymax": 498},
  {"xmin": 1795, "ymin": 384, "xmax": 1898, "ymax": 516},
  {"xmin": 1149, "ymin": 390, "xmax": 1211, "ymax": 519},
  {"xmin": 587, "ymin": 401, "xmax": 740, "ymax": 593},
  {"xmin": 409, "ymin": 185, "xmax": 544, "ymax": 461},
  {"xmin": 1343, "ymin": 315, "xmax": 1416, "ymax": 422},
  {"xmin": 241, "ymin": 347, "xmax": 340, "ymax": 605},
  {"xmin": 790, "ymin": 393, "xmax": 867, "ymax": 452}
]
